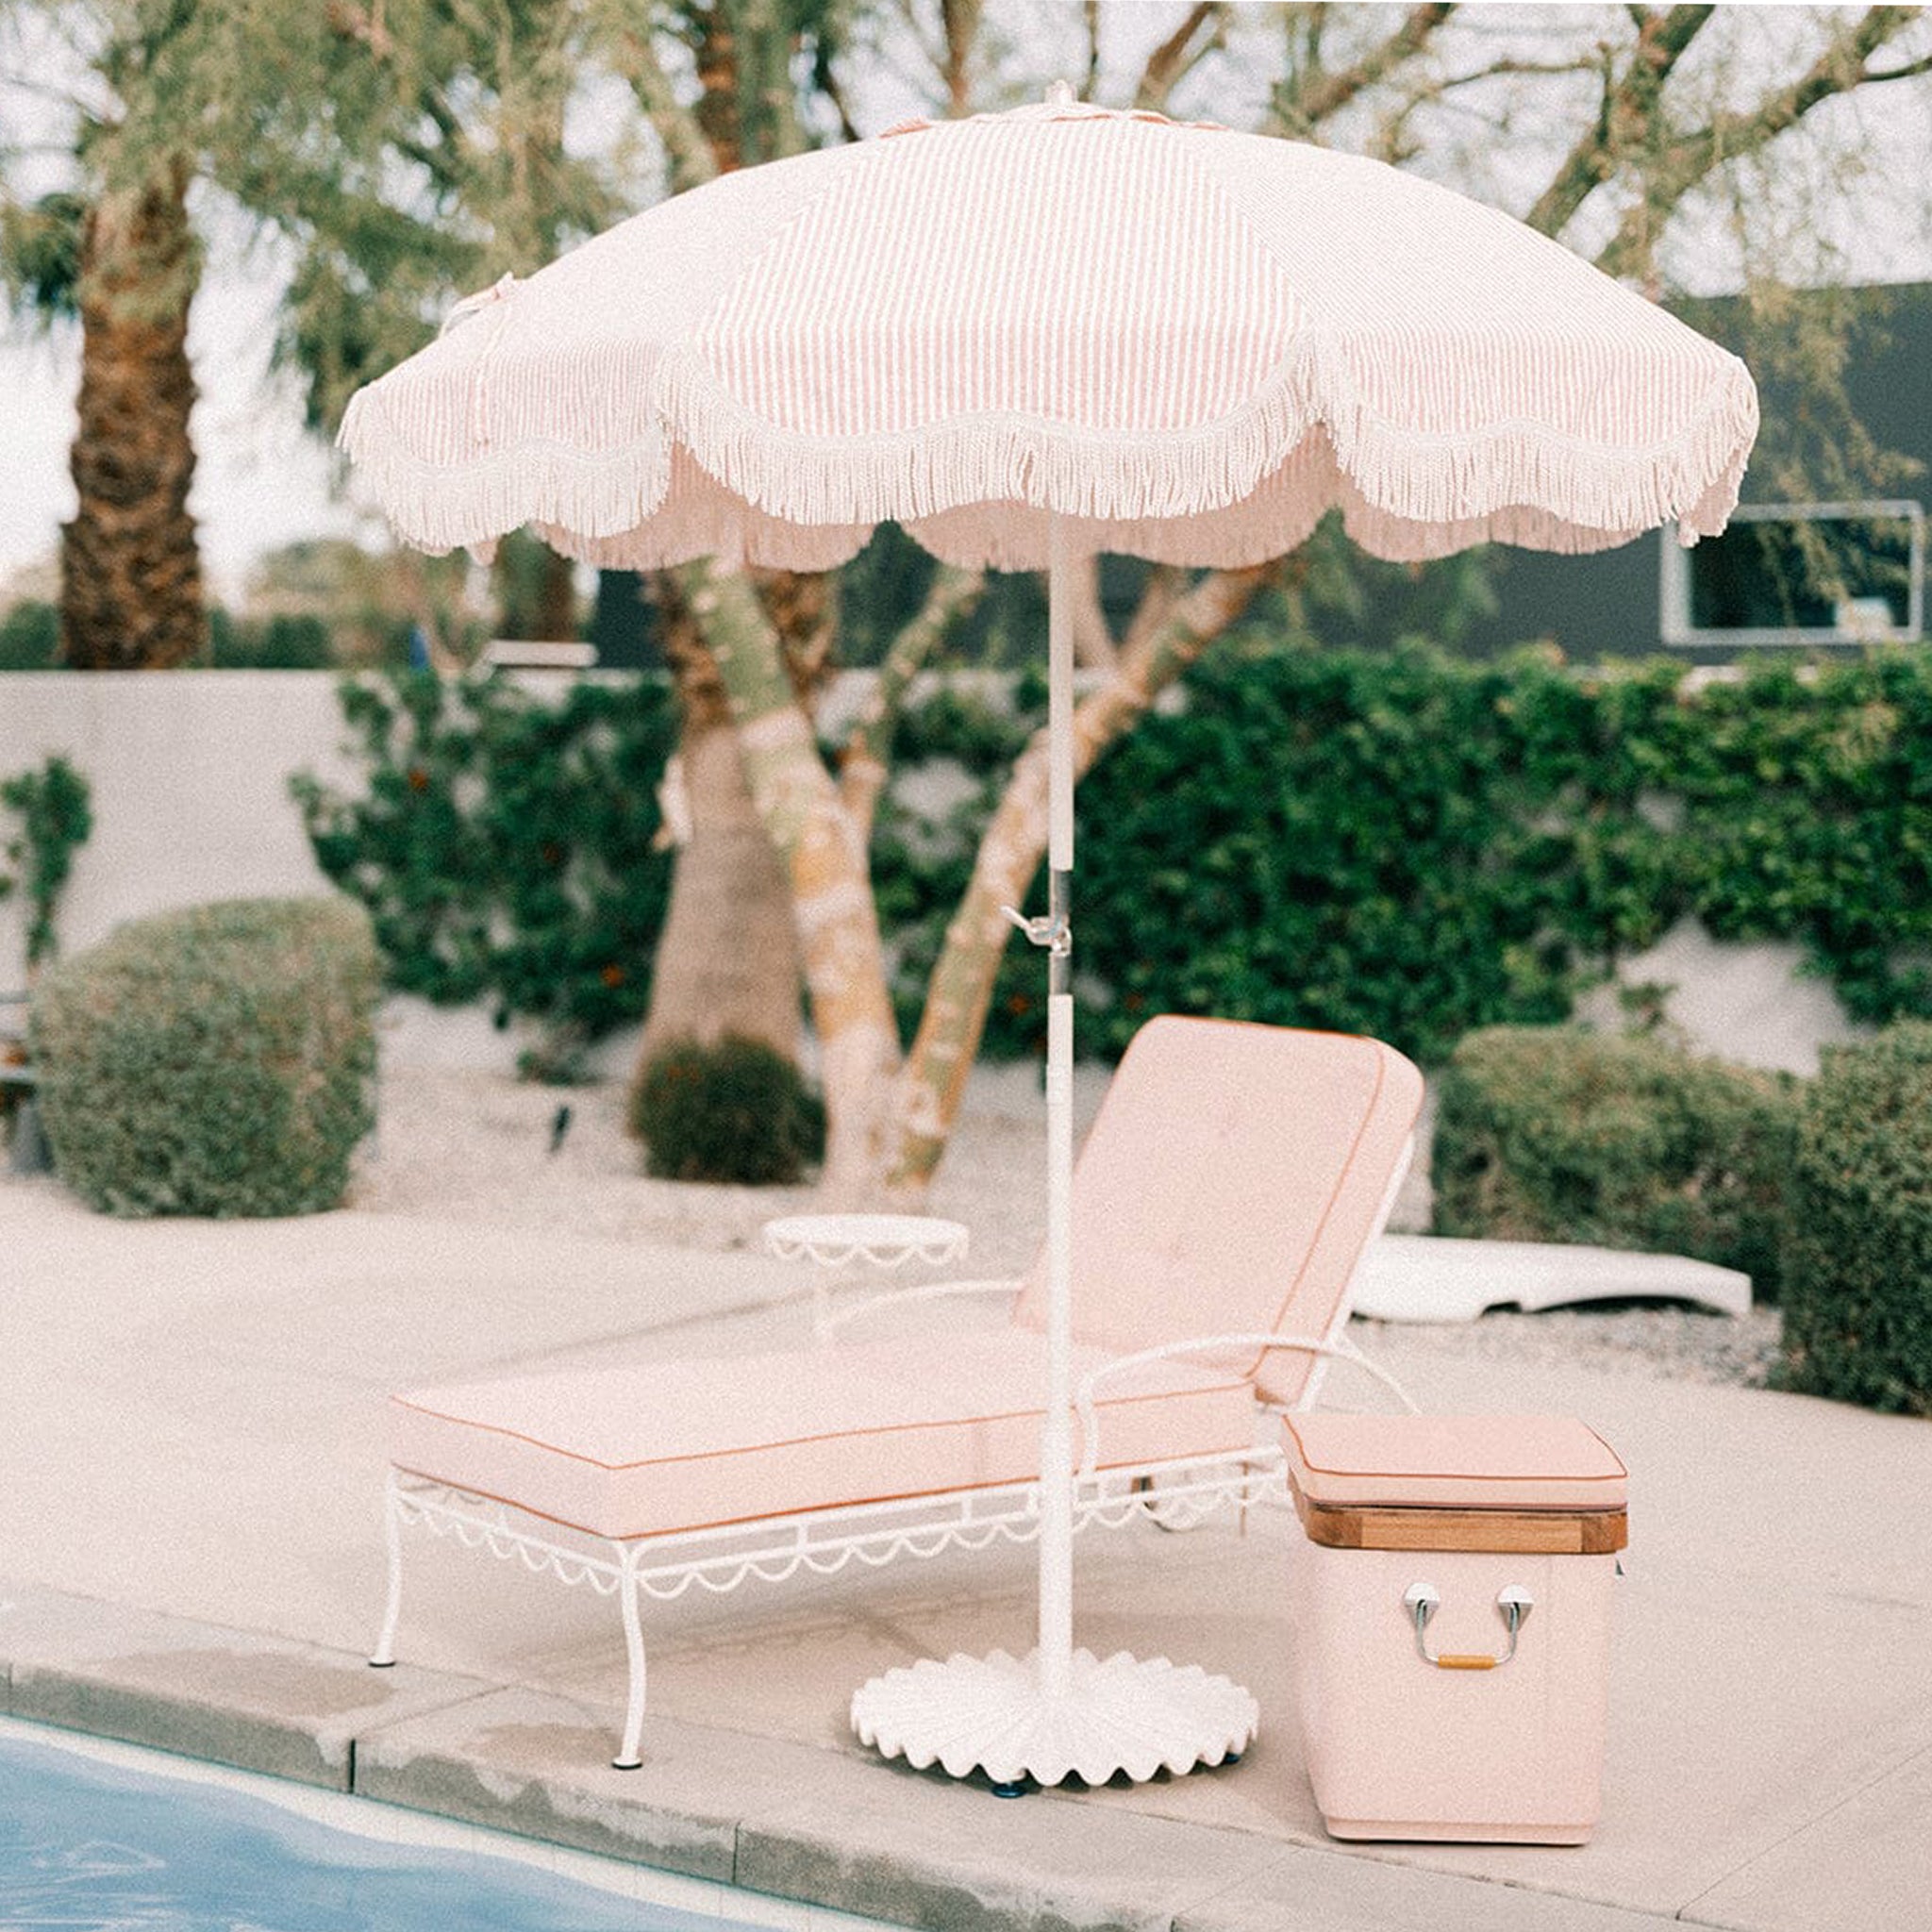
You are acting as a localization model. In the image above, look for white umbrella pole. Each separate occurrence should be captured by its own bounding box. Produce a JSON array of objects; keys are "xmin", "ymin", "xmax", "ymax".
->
[
  {"xmin": 849, "ymin": 523, "xmax": 1256, "ymax": 1790},
  {"xmin": 1038, "ymin": 514, "xmax": 1076, "ymax": 1698}
]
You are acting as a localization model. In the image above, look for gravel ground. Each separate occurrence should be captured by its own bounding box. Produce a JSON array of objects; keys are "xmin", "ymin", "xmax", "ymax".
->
[
  {"xmin": 352, "ymin": 1062, "xmax": 1784, "ymax": 1391},
  {"xmin": 1354, "ymin": 1304, "xmax": 1785, "ymax": 1390},
  {"xmin": 352, "ymin": 1060, "xmax": 1065, "ymax": 1280}
]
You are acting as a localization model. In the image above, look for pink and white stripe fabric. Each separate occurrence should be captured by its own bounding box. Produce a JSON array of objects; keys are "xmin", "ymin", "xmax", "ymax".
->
[{"xmin": 341, "ymin": 92, "xmax": 1758, "ymax": 570}]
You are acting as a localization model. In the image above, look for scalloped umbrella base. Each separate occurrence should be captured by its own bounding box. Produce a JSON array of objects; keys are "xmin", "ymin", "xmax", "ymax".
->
[{"xmin": 851, "ymin": 1647, "xmax": 1258, "ymax": 1789}]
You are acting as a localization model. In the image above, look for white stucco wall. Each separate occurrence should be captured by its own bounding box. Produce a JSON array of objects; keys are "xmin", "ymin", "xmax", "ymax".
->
[
  {"xmin": 0, "ymin": 672, "xmax": 357, "ymax": 992},
  {"xmin": 1577, "ymin": 920, "xmax": 1866, "ymax": 1075}
]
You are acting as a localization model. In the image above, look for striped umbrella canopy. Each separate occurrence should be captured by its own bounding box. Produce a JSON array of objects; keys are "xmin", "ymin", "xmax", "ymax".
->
[
  {"xmin": 341, "ymin": 87, "xmax": 1757, "ymax": 1793},
  {"xmin": 342, "ymin": 91, "xmax": 1757, "ymax": 575}
]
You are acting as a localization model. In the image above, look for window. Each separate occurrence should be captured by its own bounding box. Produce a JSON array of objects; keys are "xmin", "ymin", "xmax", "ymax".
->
[{"xmin": 1659, "ymin": 500, "xmax": 1924, "ymax": 647}]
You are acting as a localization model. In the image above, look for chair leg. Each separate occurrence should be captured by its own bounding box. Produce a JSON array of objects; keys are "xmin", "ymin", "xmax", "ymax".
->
[
  {"xmin": 613, "ymin": 1557, "xmax": 646, "ymax": 1770},
  {"xmin": 370, "ymin": 1472, "xmax": 404, "ymax": 1668}
]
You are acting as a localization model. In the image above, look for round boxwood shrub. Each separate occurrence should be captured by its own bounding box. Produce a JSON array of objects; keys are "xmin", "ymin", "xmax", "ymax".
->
[
  {"xmin": 630, "ymin": 1034, "xmax": 824, "ymax": 1185},
  {"xmin": 1782, "ymin": 1024, "xmax": 1932, "ymax": 1415},
  {"xmin": 30, "ymin": 896, "xmax": 379, "ymax": 1217},
  {"xmin": 1433, "ymin": 1026, "xmax": 1800, "ymax": 1300}
]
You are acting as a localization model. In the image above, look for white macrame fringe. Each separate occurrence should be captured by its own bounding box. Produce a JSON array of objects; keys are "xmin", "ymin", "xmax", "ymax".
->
[
  {"xmin": 1303, "ymin": 331, "xmax": 1759, "ymax": 555},
  {"xmin": 339, "ymin": 386, "xmax": 677, "ymax": 557},
  {"xmin": 341, "ymin": 327, "xmax": 1758, "ymax": 568},
  {"xmin": 651, "ymin": 344, "xmax": 1329, "ymax": 532}
]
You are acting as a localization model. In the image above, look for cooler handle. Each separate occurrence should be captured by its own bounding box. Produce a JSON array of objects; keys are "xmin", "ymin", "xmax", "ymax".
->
[{"xmin": 1403, "ymin": 1582, "xmax": 1534, "ymax": 1670}]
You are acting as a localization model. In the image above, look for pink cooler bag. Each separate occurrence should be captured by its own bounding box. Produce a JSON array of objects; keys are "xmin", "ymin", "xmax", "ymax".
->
[{"xmin": 1283, "ymin": 1412, "xmax": 1627, "ymax": 1845}]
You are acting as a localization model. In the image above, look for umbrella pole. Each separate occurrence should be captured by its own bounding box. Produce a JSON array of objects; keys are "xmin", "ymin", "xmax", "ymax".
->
[
  {"xmin": 1039, "ymin": 514, "xmax": 1076, "ymax": 1699},
  {"xmin": 849, "ymin": 525, "xmax": 1256, "ymax": 1790}
]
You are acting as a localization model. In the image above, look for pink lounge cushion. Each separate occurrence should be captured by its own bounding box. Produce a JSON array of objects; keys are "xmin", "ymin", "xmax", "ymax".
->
[
  {"xmin": 1281, "ymin": 1413, "xmax": 1627, "ymax": 1513},
  {"xmin": 391, "ymin": 1330, "xmax": 1257, "ymax": 1541},
  {"xmin": 1012, "ymin": 1018, "xmax": 1424, "ymax": 1408}
]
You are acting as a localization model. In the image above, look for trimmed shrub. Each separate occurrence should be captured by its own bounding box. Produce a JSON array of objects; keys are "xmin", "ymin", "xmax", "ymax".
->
[
  {"xmin": 30, "ymin": 897, "xmax": 379, "ymax": 1217},
  {"xmin": 1782, "ymin": 1024, "xmax": 1932, "ymax": 1414},
  {"xmin": 630, "ymin": 1034, "xmax": 824, "ymax": 1185},
  {"xmin": 1433, "ymin": 1026, "xmax": 1800, "ymax": 1299}
]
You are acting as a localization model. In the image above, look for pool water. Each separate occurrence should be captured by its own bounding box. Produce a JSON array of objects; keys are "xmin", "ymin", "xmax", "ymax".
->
[{"xmin": 0, "ymin": 1724, "xmax": 761, "ymax": 1931}]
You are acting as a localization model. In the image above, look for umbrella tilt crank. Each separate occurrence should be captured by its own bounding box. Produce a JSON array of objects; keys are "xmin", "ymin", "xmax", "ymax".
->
[{"xmin": 1000, "ymin": 873, "xmax": 1073, "ymax": 976}]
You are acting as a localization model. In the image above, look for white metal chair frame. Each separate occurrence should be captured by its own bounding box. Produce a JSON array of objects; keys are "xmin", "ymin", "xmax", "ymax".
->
[{"xmin": 370, "ymin": 1286, "xmax": 1416, "ymax": 1771}]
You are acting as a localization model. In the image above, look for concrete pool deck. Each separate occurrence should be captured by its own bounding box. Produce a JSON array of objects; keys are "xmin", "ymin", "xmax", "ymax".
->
[{"xmin": 4, "ymin": 1175, "xmax": 1928, "ymax": 1932}]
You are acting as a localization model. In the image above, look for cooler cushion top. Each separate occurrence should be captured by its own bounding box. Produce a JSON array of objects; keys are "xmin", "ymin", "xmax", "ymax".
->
[{"xmin": 1282, "ymin": 1413, "xmax": 1627, "ymax": 1513}]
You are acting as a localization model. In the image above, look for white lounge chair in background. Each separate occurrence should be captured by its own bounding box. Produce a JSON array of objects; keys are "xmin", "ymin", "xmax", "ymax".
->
[{"xmin": 372, "ymin": 1016, "xmax": 1424, "ymax": 1768}]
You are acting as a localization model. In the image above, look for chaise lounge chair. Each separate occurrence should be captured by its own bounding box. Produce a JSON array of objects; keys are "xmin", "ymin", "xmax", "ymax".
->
[{"xmin": 372, "ymin": 1016, "xmax": 1424, "ymax": 1767}]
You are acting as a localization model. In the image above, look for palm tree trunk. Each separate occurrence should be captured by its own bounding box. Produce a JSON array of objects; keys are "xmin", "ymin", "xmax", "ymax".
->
[
  {"xmin": 634, "ymin": 570, "xmax": 824, "ymax": 1084},
  {"xmin": 60, "ymin": 162, "xmax": 205, "ymax": 671},
  {"xmin": 636, "ymin": 718, "xmax": 803, "ymax": 1067}
]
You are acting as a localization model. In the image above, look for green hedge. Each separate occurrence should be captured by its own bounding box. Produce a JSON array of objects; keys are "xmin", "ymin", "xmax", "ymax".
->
[
  {"xmin": 301, "ymin": 646, "xmax": 1932, "ymax": 1068},
  {"xmin": 874, "ymin": 644, "xmax": 1932, "ymax": 1063},
  {"xmin": 293, "ymin": 671, "xmax": 677, "ymax": 1050},
  {"xmin": 1432, "ymin": 1027, "xmax": 1801, "ymax": 1299},
  {"xmin": 30, "ymin": 897, "xmax": 379, "ymax": 1217},
  {"xmin": 1069, "ymin": 643, "xmax": 1932, "ymax": 1062},
  {"xmin": 1065, "ymin": 644, "xmax": 1658, "ymax": 1061},
  {"xmin": 868, "ymin": 676, "xmax": 1042, "ymax": 1053},
  {"xmin": 0, "ymin": 600, "xmax": 58, "ymax": 671},
  {"xmin": 1782, "ymin": 1024, "xmax": 1932, "ymax": 1413},
  {"xmin": 0, "ymin": 600, "xmax": 392, "ymax": 671}
]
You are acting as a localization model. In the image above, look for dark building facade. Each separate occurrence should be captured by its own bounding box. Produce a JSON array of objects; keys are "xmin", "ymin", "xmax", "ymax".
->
[{"xmin": 1462, "ymin": 281, "xmax": 1932, "ymax": 662}]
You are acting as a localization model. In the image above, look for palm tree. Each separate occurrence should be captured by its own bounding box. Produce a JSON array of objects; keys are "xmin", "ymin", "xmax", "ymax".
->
[
  {"xmin": 59, "ymin": 158, "xmax": 204, "ymax": 668},
  {"xmin": 3, "ymin": 4, "xmax": 356, "ymax": 669}
]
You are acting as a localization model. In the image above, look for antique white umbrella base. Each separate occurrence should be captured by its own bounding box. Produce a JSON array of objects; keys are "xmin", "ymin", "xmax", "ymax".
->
[{"xmin": 852, "ymin": 1648, "xmax": 1257, "ymax": 1790}]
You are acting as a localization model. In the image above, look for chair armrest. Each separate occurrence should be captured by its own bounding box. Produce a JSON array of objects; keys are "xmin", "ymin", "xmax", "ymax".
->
[
  {"xmin": 1074, "ymin": 1330, "xmax": 1418, "ymax": 1479},
  {"xmin": 818, "ymin": 1277, "xmax": 1023, "ymax": 1341}
]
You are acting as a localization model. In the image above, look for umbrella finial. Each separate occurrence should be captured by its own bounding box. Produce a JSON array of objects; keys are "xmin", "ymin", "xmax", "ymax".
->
[{"xmin": 1044, "ymin": 79, "xmax": 1076, "ymax": 109}]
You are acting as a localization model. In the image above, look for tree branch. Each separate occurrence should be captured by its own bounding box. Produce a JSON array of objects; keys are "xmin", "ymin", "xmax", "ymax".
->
[
  {"xmin": 1109, "ymin": 566, "xmax": 1270, "ymax": 709},
  {"xmin": 1067, "ymin": 554, "xmax": 1118, "ymax": 672},
  {"xmin": 813, "ymin": 47, "xmax": 862, "ymax": 145},
  {"xmin": 1594, "ymin": 4, "xmax": 1924, "ymax": 276},
  {"xmin": 1134, "ymin": 3, "xmax": 1222, "ymax": 113},
  {"xmin": 0, "ymin": 74, "xmax": 100, "ymax": 116},
  {"xmin": 939, "ymin": 0, "xmax": 981, "ymax": 116},
  {"xmin": 889, "ymin": 0, "xmax": 945, "ymax": 90},
  {"xmin": 837, "ymin": 564, "xmax": 985, "ymax": 840},
  {"xmin": 611, "ymin": 25, "xmax": 719, "ymax": 190},
  {"xmin": 1119, "ymin": 564, "xmax": 1190, "ymax": 659},
  {"xmin": 1429, "ymin": 55, "xmax": 1606, "ymax": 92},
  {"xmin": 1864, "ymin": 51, "xmax": 1932, "ymax": 84},
  {"xmin": 1275, "ymin": 3, "xmax": 1455, "ymax": 136},
  {"xmin": 1523, "ymin": 4, "xmax": 1713, "ymax": 239},
  {"xmin": 325, "ymin": 1, "xmax": 393, "ymax": 61}
]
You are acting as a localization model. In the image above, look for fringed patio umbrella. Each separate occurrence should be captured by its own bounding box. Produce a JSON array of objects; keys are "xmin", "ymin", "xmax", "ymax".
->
[{"xmin": 341, "ymin": 84, "xmax": 1757, "ymax": 1790}]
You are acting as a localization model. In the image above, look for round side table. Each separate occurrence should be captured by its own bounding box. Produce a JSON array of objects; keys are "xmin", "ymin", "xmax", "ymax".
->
[{"xmin": 763, "ymin": 1213, "xmax": 970, "ymax": 1341}]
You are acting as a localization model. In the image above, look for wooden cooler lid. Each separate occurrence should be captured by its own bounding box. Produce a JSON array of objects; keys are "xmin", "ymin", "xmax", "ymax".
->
[{"xmin": 1282, "ymin": 1413, "xmax": 1628, "ymax": 1556}]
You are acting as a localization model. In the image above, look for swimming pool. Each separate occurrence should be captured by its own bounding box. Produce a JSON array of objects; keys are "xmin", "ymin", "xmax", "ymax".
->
[{"xmin": 0, "ymin": 1719, "xmax": 894, "ymax": 1931}]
